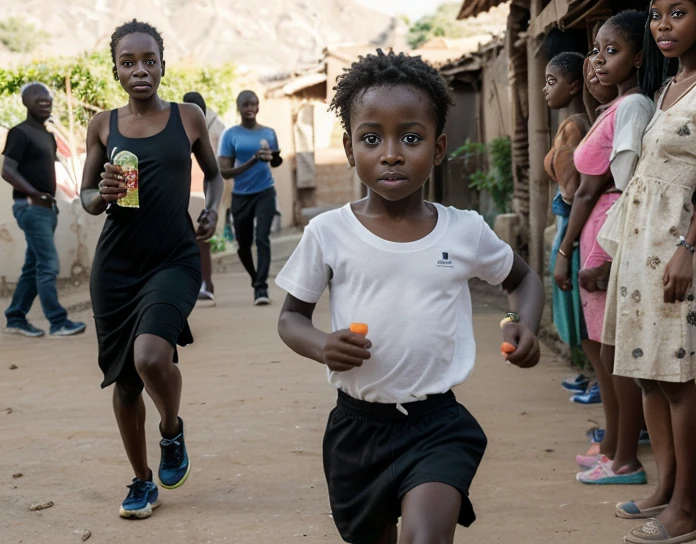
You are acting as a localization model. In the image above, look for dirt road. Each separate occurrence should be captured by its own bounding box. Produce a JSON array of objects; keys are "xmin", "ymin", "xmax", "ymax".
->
[{"xmin": 1, "ymin": 264, "xmax": 656, "ymax": 543}]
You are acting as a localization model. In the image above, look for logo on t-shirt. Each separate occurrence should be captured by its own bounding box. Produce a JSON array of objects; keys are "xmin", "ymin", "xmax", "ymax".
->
[{"xmin": 437, "ymin": 252, "xmax": 453, "ymax": 268}]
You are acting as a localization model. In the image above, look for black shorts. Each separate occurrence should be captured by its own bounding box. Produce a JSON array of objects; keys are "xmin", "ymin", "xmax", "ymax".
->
[{"xmin": 323, "ymin": 390, "xmax": 488, "ymax": 544}]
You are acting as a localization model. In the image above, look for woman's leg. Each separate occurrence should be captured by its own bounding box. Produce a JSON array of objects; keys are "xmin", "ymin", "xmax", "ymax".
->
[
  {"xmin": 113, "ymin": 382, "xmax": 150, "ymax": 481},
  {"xmin": 651, "ymin": 380, "xmax": 696, "ymax": 537},
  {"xmin": 602, "ymin": 344, "xmax": 643, "ymax": 472},
  {"xmin": 583, "ymin": 339, "xmax": 618, "ymax": 459},
  {"xmin": 633, "ymin": 380, "xmax": 675, "ymax": 510}
]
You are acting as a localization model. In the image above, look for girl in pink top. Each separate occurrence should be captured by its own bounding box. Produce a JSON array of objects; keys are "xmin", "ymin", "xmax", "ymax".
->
[{"xmin": 555, "ymin": 11, "xmax": 655, "ymax": 485}]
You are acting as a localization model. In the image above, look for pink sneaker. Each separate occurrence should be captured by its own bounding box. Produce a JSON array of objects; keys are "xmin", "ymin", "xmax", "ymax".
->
[
  {"xmin": 577, "ymin": 456, "xmax": 647, "ymax": 485},
  {"xmin": 576, "ymin": 453, "xmax": 601, "ymax": 469}
]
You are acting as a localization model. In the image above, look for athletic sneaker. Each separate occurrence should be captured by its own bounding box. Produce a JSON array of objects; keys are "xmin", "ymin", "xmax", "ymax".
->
[
  {"xmin": 254, "ymin": 288, "xmax": 270, "ymax": 306},
  {"xmin": 159, "ymin": 417, "xmax": 190, "ymax": 489},
  {"xmin": 119, "ymin": 477, "xmax": 160, "ymax": 519},
  {"xmin": 5, "ymin": 322, "xmax": 45, "ymax": 337},
  {"xmin": 50, "ymin": 320, "xmax": 86, "ymax": 337},
  {"xmin": 571, "ymin": 384, "xmax": 601, "ymax": 404},
  {"xmin": 562, "ymin": 374, "xmax": 590, "ymax": 393},
  {"xmin": 639, "ymin": 430, "xmax": 650, "ymax": 445},
  {"xmin": 197, "ymin": 289, "xmax": 215, "ymax": 302}
]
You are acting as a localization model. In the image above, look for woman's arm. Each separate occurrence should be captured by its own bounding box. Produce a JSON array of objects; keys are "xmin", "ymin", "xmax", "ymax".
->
[
  {"xmin": 554, "ymin": 171, "xmax": 613, "ymax": 289},
  {"xmin": 80, "ymin": 111, "xmax": 121, "ymax": 215},
  {"xmin": 218, "ymin": 154, "xmax": 260, "ymax": 179},
  {"xmin": 184, "ymin": 103, "xmax": 224, "ymax": 239}
]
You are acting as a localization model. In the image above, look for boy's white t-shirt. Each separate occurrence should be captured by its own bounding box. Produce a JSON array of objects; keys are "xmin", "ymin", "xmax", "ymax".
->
[{"xmin": 275, "ymin": 202, "xmax": 514, "ymax": 405}]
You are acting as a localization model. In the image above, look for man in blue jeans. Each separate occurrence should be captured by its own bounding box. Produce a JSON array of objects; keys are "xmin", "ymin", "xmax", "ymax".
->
[
  {"xmin": 218, "ymin": 90, "xmax": 282, "ymax": 305},
  {"xmin": 2, "ymin": 82, "xmax": 86, "ymax": 337}
]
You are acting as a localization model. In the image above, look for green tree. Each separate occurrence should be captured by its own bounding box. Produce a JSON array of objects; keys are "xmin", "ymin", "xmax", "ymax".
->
[
  {"xmin": 0, "ymin": 17, "xmax": 48, "ymax": 54},
  {"xmin": 407, "ymin": 3, "xmax": 477, "ymax": 49}
]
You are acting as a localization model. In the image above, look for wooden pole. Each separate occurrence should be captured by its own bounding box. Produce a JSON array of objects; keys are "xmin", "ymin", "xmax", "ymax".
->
[{"xmin": 526, "ymin": 0, "xmax": 551, "ymax": 274}]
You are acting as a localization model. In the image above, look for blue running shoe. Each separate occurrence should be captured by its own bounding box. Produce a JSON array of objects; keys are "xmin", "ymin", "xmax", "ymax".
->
[
  {"xmin": 639, "ymin": 430, "xmax": 650, "ymax": 445},
  {"xmin": 119, "ymin": 476, "xmax": 160, "ymax": 519},
  {"xmin": 50, "ymin": 320, "xmax": 86, "ymax": 337},
  {"xmin": 5, "ymin": 321, "xmax": 45, "ymax": 337},
  {"xmin": 562, "ymin": 374, "xmax": 590, "ymax": 393},
  {"xmin": 159, "ymin": 417, "xmax": 190, "ymax": 489},
  {"xmin": 571, "ymin": 384, "xmax": 602, "ymax": 404},
  {"xmin": 587, "ymin": 428, "xmax": 606, "ymax": 443}
]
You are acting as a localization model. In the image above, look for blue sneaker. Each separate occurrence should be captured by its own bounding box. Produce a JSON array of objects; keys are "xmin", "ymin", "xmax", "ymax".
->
[
  {"xmin": 587, "ymin": 428, "xmax": 606, "ymax": 443},
  {"xmin": 562, "ymin": 374, "xmax": 590, "ymax": 393},
  {"xmin": 571, "ymin": 384, "xmax": 602, "ymax": 404},
  {"xmin": 119, "ymin": 476, "xmax": 160, "ymax": 519},
  {"xmin": 5, "ymin": 322, "xmax": 45, "ymax": 337},
  {"xmin": 50, "ymin": 320, "xmax": 86, "ymax": 337},
  {"xmin": 639, "ymin": 430, "xmax": 650, "ymax": 445},
  {"xmin": 158, "ymin": 417, "xmax": 190, "ymax": 489}
]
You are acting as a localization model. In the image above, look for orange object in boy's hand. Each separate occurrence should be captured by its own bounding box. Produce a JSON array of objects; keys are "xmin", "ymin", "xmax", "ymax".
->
[
  {"xmin": 350, "ymin": 323, "xmax": 369, "ymax": 336},
  {"xmin": 501, "ymin": 342, "xmax": 517, "ymax": 358}
]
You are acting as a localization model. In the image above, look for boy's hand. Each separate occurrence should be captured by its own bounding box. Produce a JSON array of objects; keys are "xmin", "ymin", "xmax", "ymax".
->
[
  {"xmin": 501, "ymin": 322, "xmax": 540, "ymax": 368},
  {"xmin": 321, "ymin": 330, "xmax": 371, "ymax": 372}
]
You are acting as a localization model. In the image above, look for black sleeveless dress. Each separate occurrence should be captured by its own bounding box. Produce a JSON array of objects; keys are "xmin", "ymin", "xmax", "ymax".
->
[{"xmin": 91, "ymin": 103, "xmax": 201, "ymax": 390}]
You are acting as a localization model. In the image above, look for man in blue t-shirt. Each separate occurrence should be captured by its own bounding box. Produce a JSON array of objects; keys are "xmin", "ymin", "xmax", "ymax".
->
[{"xmin": 218, "ymin": 90, "xmax": 282, "ymax": 305}]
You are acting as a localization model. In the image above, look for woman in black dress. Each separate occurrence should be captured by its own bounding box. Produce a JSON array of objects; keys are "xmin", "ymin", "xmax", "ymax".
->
[{"xmin": 80, "ymin": 20, "xmax": 223, "ymax": 519}]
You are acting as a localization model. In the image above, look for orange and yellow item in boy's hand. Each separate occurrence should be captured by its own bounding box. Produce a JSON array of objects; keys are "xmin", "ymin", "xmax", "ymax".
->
[
  {"xmin": 350, "ymin": 323, "xmax": 369, "ymax": 336},
  {"xmin": 501, "ymin": 342, "xmax": 517, "ymax": 359}
]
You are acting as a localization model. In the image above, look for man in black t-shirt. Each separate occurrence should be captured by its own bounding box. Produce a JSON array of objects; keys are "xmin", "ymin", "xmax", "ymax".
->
[{"xmin": 2, "ymin": 83, "xmax": 86, "ymax": 337}]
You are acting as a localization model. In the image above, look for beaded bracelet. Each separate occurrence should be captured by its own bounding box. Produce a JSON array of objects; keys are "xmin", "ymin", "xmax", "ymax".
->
[{"xmin": 678, "ymin": 236, "xmax": 696, "ymax": 254}]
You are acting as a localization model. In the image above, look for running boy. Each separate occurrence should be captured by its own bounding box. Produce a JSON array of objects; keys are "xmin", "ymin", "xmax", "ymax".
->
[{"xmin": 276, "ymin": 50, "xmax": 545, "ymax": 544}]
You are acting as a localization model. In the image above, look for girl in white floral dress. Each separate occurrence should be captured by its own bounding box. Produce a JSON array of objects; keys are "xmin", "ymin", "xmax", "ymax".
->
[{"xmin": 598, "ymin": 1, "xmax": 696, "ymax": 542}]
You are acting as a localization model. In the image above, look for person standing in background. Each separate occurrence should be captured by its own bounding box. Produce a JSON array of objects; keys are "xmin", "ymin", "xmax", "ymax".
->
[
  {"xmin": 218, "ymin": 90, "xmax": 282, "ymax": 306},
  {"xmin": 2, "ymin": 82, "xmax": 86, "ymax": 338},
  {"xmin": 183, "ymin": 92, "xmax": 225, "ymax": 303}
]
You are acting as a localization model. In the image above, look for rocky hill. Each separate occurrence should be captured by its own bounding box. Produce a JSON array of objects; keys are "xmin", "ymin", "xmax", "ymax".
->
[{"xmin": 0, "ymin": 0, "xmax": 402, "ymax": 75}]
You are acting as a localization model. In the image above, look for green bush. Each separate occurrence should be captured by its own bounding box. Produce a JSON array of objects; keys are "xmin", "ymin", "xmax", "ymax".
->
[{"xmin": 450, "ymin": 136, "xmax": 513, "ymax": 214}]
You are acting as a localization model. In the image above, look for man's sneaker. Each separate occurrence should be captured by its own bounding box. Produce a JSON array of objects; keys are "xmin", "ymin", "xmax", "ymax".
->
[
  {"xmin": 50, "ymin": 320, "xmax": 86, "ymax": 337},
  {"xmin": 562, "ymin": 374, "xmax": 590, "ymax": 393},
  {"xmin": 4, "ymin": 322, "xmax": 45, "ymax": 337},
  {"xmin": 158, "ymin": 417, "xmax": 190, "ymax": 489},
  {"xmin": 119, "ymin": 476, "xmax": 160, "ymax": 519},
  {"xmin": 254, "ymin": 288, "xmax": 270, "ymax": 306}
]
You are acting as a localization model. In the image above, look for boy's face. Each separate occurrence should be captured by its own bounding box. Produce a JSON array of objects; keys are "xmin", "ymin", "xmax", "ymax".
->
[
  {"xmin": 544, "ymin": 64, "xmax": 580, "ymax": 109},
  {"xmin": 343, "ymin": 84, "xmax": 447, "ymax": 202}
]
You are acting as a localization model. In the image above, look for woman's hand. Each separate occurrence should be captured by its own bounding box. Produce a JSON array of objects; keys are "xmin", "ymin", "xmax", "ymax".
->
[
  {"xmin": 663, "ymin": 246, "xmax": 694, "ymax": 303},
  {"xmin": 196, "ymin": 209, "xmax": 218, "ymax": 241},
  {"xmin": 98, "ymin": 163, "xmax": 127, "ymax": 203},
  {"xmin": 554, "ymin": 252, "xmax": 573, "ymax": 291},
  {"xmin": 579, "ymin": 261, "xmax": 611, "ymax": 292}
]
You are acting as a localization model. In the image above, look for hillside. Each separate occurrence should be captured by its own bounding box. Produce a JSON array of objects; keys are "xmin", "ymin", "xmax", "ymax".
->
[{"xmin": 0, "ymin": 0, "xmax": 402, "ymax": 75}]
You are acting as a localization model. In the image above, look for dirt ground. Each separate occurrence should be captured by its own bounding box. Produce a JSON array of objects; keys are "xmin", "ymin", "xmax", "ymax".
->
[{"xmin": 1, "ymin": 261, "xmax": 657, "ymax": 544}]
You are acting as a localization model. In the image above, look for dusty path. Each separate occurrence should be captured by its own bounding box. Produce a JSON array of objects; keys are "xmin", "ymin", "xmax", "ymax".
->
[{"xmin": 1, "ymin": 264, "xmax": 656, "ymax": 543}]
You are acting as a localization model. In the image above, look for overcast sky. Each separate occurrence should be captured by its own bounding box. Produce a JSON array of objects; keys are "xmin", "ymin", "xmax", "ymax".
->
[{"xmin": 356, "ymin": 0, "xmax": 456, "ymax": 21}]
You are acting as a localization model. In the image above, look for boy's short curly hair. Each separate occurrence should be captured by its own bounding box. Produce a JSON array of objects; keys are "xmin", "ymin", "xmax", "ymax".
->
[
  {"xmin": 110, "ymin": 19, "xmax": 164, "ymax": 64},
  {"xmin": 329, "ymin": 49, "xmax": 453, "ymax": 136},
  {"xmin": 548, "ymin": 52, "xmax": 585, "ymax": 83}
]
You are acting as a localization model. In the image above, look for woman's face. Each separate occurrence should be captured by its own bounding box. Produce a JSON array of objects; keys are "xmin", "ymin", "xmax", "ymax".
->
[
  {"xmin": 591, "ymin": 23, "xmax": 642, "ymax": 87},
  {"xmin": 113, "ymin": 32, "xmax": 164, "ymax": 99},
  {"xmin": 650, "ymin": 0, "xmax": 696, "ymax": 59},
  {"xmin": 585, "ymin": 56, "xmax": 618, "ymax": 104}
]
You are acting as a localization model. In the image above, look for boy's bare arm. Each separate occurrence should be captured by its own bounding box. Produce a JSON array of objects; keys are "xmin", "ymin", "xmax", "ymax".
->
[
  {"xmin": 278, "ymin": 294, "xmax": 371, "ymax": 371},
  {"xmin": 500, "ymin": 253, "xmax": 545, "ymax": 368}
]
